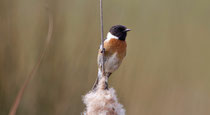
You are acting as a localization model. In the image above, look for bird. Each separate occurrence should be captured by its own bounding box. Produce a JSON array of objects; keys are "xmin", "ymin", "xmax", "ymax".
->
[{"xmin": 92, "ymin": 25, "xmax": 131, "ymax": 90}]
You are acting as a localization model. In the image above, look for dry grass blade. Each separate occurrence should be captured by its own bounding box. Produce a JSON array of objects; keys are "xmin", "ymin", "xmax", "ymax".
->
[{"xmin": 8, "ymin": 8, "xmax": 53, "ymax": 115}]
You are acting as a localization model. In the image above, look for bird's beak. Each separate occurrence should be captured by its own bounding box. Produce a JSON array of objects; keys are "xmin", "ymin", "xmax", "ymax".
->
[{"xmin": 125, "ymin": 29, "xmax": 131, "ymax": 32}]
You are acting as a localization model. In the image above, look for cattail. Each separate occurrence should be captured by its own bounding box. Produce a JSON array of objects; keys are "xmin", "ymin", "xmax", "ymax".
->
[{"xmin": 83, "ymin": 77, "xmax": 125, "ymax": 115}]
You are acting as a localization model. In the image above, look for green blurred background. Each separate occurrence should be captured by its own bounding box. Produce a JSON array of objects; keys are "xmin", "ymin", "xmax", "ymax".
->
[{"xmin": 1, "ymin": 0, "xmax": 210, "ymax": 114}]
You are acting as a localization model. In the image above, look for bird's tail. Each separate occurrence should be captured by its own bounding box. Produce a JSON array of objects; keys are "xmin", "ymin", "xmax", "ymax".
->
[{"xmin": 92, "ymin": 69, "xmax": 112, "ymax": 91}]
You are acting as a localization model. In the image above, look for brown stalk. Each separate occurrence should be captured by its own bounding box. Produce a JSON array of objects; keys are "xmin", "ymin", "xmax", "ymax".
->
[
  {"xmin": 8, "ymin": 8, "xmax": 53, "ymax": 115},
  {"xmin": 100, "ymin": 0, "xmax": 105, "ymax": 75}
]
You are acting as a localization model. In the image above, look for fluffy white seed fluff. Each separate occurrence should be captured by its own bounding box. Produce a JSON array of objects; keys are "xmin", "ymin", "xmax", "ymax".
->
[{"xmin": 83, "ymin": 77, "xmax": 125, "ymax": 115}]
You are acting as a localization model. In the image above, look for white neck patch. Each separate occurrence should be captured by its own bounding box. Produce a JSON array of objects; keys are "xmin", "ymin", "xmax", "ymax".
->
[{"xmin": 106, "ymin": 32, "xmax": 118, "ymax": 40}]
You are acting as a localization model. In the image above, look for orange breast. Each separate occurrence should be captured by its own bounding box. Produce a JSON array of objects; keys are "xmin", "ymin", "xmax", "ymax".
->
[{"xmin": 103, "ymin": 39, "xmax": 127, "ymax": 60}]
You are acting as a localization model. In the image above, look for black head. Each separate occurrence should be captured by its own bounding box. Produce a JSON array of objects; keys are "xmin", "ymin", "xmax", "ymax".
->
[{"xmin": 109, "ymin": 25, "xmax": 131, "ymax": 41}]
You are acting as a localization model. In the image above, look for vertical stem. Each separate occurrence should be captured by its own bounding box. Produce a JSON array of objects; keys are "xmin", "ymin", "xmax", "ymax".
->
[{"xmin": 100, "ymin": 0, "xmax": 105, "ymax": 76}]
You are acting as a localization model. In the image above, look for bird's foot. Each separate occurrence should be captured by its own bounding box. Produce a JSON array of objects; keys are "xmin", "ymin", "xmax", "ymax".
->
[{"xmin": 101, "ymin": 48, "xmax": 105, "ymax": 53}]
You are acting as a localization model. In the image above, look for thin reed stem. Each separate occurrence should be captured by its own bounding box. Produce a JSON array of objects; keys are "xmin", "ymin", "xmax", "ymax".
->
[
  {"xmin": 100, "ymin": 0, "xmax": 105, "ymax": 76},
  {"xmin": 9, "ymin": 8, "xmax": 53, "ymax": 115}
]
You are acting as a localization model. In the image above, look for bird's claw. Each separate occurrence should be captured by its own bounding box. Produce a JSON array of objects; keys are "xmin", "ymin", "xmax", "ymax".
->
[{"xmin": 101, "ymin": 48, "xmax": 105, "ymax": 53}]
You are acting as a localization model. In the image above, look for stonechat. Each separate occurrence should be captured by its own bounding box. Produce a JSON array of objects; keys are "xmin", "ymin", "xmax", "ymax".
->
[{"xmin": 93, "ymin": 25, "xmax": 130, "ymax": 90}]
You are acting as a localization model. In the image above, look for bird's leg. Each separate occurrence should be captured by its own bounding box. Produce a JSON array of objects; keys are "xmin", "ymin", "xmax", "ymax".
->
[
  {"xmin": 107, "ymin": 73, "xmax": 112, "ymax": 78},
  {"xmin": 104, "ymin": 81, "xmax": 109, "ymax": 90},
  {"xmin": 104, "ymin": 72, "xmax": 112, "ymax": 90}
]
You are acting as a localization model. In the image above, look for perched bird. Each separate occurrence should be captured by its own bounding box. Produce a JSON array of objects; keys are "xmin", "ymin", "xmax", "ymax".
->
[{"xmin": 93, "ymin": 25, "xmax": 131, "ymax": 90}]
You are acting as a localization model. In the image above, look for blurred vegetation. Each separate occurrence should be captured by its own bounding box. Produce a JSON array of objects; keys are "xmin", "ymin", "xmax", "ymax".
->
[{"xmin": 0, "ymin": 0, "xmax": 210, "ymax": 115}]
